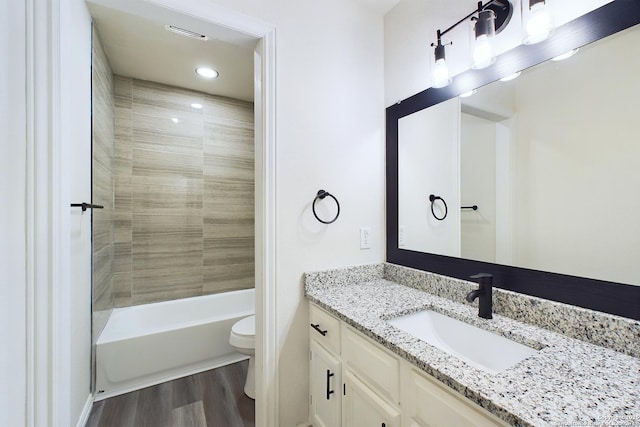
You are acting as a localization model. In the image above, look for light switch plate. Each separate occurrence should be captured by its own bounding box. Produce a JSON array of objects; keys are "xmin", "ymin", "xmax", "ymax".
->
[{"xmin": 360, "ymin": 227, "xmax": 371, "ymax": 249}]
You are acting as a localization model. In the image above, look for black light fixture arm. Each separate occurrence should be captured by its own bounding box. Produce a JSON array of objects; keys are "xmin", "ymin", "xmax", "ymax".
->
[
  {"xmin": 434, "ymin": 0, "xmax": 509, "ymax": 41},
  {"xmin": 438, "ymin": 1, "xmax": 486, "ymax": 39}
]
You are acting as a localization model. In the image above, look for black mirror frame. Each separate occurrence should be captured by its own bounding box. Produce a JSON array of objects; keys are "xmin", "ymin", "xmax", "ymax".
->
[{"xmin": 386, "ymin": 0, "xmax": 640, "ymax": 320}]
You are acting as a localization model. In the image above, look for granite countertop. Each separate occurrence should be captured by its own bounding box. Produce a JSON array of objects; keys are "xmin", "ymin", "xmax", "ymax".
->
[{"xmin": 304, "ymin": 264, "xmax": 640, "ymax": 427}]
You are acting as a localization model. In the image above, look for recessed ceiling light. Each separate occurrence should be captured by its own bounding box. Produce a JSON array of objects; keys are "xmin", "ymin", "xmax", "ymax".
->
[
  {"xmin": 552, "ymin": 48, "xmax": 579, "ymax": 61},
  {"xmin": 171, "ymin": 117, "xmax": 180, "ymax": 123},
  {"xmin": 460, "ymin": 89, "xmax": 477, "ymax": 98},
  {"xmin": 191, "ymin": 103, "xmax": 203, "ymax": 109},
  {"xmin": 165, "ymin": 25, "xmax": 208, "ymax": 41},
  {"xmin": 500, "ymin": 71, "xmax": 521, "ymax": 82},
  {"xmin": 195, "ymin": 67, "xmax": 219, "ymax": 79}
]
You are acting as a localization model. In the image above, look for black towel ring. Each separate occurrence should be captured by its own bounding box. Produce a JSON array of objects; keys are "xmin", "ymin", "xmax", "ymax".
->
[
  {"xmin": 312, "ymin": 190, "xmax": 340, "ymax": 224},
  {"xmin": 429, "ymin": 194, "xmax": 448, "ymax": 221}
]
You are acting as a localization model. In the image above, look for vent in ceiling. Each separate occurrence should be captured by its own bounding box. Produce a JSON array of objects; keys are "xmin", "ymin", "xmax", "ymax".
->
[{"xmin": 165, "ymin": 25, "xmax": 208, "ymax": 41}]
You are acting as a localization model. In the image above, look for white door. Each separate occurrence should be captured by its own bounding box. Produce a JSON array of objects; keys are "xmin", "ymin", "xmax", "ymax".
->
[{"xmin": 63, "ymin": 3, "xmax": 93, "ymax": 411}]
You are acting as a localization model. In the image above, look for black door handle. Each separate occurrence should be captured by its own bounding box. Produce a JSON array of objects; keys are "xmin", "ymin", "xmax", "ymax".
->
[{"xmin": 71, "ymin": 202, "xmax": 104, "ymax": 212}]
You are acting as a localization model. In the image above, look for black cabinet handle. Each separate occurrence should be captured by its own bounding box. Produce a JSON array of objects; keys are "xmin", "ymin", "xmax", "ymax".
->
[
  {"xmin": 71, "ymin": 202, "xmax": 104, "ymax": 212},
  {"xmin": 310, "ymin": 323, "xmax": 327, "ymax": 336},
  {"xmin": 326, "ymin": 369, "xmax": 334, "ymax": 400}
]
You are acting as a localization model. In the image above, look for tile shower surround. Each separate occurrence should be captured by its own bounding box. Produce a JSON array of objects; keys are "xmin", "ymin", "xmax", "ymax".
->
[{"xmin": 112, "ymin": 77, "xmax": 255, "ymax": 307}]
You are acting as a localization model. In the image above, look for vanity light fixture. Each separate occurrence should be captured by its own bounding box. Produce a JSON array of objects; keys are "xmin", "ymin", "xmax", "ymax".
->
[
  {"xmin": 430, "ymin": 0, "xmax": 513, "ymax": 88},
  {"xmin": 499, "ymin": 71, "xmax": 521, "ymax": 81},
  {"xmin": 523, "ymin": 0, "xmax": 553, "ymax": 45},
  {"xmin": 552, "ymin": 48, "xmax": 579, "ymax": 61},
  {"xmin": 471, "ymin": 8, "xmax": 497, "ymax": 69},
  {"xmin": 195, "ymin": 67, "xmax": 219, "ymax": 79},
  {"xmin": 431, "ymin": 31, "xmax": 452, "ymax": 88}
]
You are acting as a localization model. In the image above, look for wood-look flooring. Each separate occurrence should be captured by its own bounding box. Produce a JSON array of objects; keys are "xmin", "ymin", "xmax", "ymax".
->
[{"xmin": 86, "ymin": 361, "xmax": 254, "ymax": 427}]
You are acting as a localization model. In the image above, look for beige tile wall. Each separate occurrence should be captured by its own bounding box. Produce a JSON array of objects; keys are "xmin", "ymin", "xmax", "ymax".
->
[
  {"xmin": 113, "ymin": 77, "xmax": 254, "ymax": 307},
  {"xmin": 91, "ymin": 27, "xmax": 115, "ymax": 338}
]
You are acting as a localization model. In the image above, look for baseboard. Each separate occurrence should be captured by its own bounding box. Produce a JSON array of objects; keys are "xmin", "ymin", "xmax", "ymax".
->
[{"xmin": 76, "ymin": 394, "xmax": 94, "ymax": 427}]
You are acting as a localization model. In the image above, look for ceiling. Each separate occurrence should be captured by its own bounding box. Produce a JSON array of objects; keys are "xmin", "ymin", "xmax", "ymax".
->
[
  {"xmin": 87, "ymin": 0, "xmax": 402, "ymax": 102},
  {"xmin": 88, "ymin": 3, "xmax": 257, "ymax": 102}
]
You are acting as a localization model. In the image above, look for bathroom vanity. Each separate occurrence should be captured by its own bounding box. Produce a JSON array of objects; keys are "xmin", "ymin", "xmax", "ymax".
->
[
  {"xmin": 309, "ymin": 303, "xmax": 509, "ymax": 427},
  {"xmin": 305, "ymin": 264, "xmax": 640, "ymax": 427}
]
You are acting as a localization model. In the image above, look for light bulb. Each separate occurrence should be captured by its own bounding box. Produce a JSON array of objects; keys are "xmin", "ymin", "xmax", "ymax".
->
[
  {"xmin": 195, "ymin": 67, "xmax": 219, "ymax": 79},
  {"xmin": 524, "ymin": 1, "xmax": 553, "ymax": 45},
  {"xmin": 432, "ymin": 58, "xmax": 452, "ymax": 88},
  {"xmin": 472, "ymin": 34, "xmax": 495, "ymax": 69}
]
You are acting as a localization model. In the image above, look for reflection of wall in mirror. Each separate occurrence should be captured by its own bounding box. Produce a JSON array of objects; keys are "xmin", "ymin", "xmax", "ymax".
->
[
  {"xmin": 513, "ymin": 25, "xmax": 640, "ymax": 286},
  {"xmin": 460, "ymin": 100, "xmax": 515, "ymax": 266},
  {"xmin": 460, "ymin": 113, "xmax": 497, "ymax": 263},
  {"xmin": 398, "ymin": 97, "xmax": 460, "ymax": 256}
]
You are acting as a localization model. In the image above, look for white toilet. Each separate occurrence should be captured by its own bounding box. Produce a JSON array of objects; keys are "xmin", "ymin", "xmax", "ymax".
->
[{"xmin": 229, "ymin": 315, "xmax": 256, "ymax": 399}]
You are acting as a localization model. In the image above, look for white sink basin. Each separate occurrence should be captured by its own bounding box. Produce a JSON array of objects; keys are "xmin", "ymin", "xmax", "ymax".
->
[{"xmin": 388, "ymin": 310, "xmax": 538, "ymax": 374}]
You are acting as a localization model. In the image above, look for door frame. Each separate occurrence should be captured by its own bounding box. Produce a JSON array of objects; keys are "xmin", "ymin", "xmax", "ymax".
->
[{"xmin": 26, "ymin": 0, "xmax": 278, "ymax": 425}]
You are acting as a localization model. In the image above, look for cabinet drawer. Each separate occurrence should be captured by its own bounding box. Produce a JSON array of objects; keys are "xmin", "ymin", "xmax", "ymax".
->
[
  {"xmin": 309, "ymin": 303, "xmax": 341, "ymax": 354},
  {"xmin": 404, "ymin": 368, "xmax": 509, "ymax": 427},
  {"xmin": 342, "ymin": 325, "xmax": 400, "ymax": 404}
]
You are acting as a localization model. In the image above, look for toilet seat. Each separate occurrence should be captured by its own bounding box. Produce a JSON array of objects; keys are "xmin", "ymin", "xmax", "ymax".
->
[{"xmin": 230, "ymin": 315, "xmax": 255, "ymax": 349}]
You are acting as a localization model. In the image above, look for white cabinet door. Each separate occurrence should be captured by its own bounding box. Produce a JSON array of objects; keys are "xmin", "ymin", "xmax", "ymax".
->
[
  {"xmin": 343, "ymin": 369, "xmax": 401, "ymax": 427},
  {"xmin": 310, "ymin": 340, "xmax": 342, "ymax": 427},
  {"xmin": 342, "ymin": 325, "xmax": 400, "ymax": 405}
]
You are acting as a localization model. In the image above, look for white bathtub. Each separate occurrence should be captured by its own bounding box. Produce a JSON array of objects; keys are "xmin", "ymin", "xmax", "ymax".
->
[{"xmin": 94, "ymin": 288, "xmax": 254, "ymax": 400}]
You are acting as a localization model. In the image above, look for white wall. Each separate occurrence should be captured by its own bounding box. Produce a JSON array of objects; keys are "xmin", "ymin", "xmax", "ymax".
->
[
  {"xmin": 203, "ymin": 0, "xmax": 386, "ymax": 424},
  {"xmin": 384, "ymin": 0, "xmax": 613, "ymax": 106},
  {"xmin": 1, "ymin": 1, "xmax": 27, "ymax": 425}
]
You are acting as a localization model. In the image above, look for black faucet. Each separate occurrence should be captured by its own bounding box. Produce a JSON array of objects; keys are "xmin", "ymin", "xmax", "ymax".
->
[{"xmin": 466, "ymin": 273, "xmax": 493, "ymax": 319}]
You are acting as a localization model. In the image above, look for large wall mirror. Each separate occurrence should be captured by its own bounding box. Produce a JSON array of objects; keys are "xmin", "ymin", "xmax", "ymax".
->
[{"xmin": 387, "ymin": 0, "xmax": 640, "ymax": 320}]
